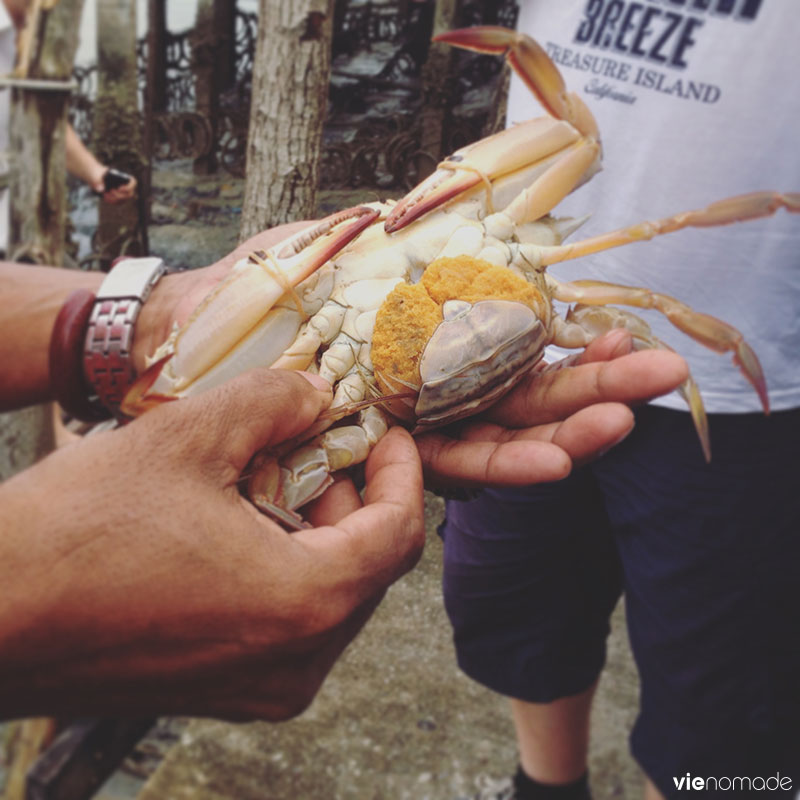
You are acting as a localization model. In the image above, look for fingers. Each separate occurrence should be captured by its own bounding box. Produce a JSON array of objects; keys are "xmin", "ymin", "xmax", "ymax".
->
[
  {"xmin": 103, "ymin": 183, "xmax": 136, "ymax": 204},
  {"xmin": 576, "ymin": 328, "xmax": 633, "ymax": 363},
  {"xmin": 101, "ymin": 175, "xmax": 137, "ymax": 204},
  {"xmin": 303, "ymin": 473, "xmax": 363, "ymax": 527},
  {"xmin": 488, "ymin": 349, "xmax": 688, "ymax": 428},
  {"xmin": 146, "ymin": 369, "xmax": 332, "ymax": 476},
  {"xmin": 416, "ymin": 429, "xmax": 571, "ymax": 486},
  {"xmin": 417, "ymin": 330, "xmax": 682, "ymax": 486},
  {"xmin": 417, "ymin": 400, "xmax": 634, "ymax": 487},
  {"xmin": 542, "ymin": 402, "xmax": 634, "ymax": 465},
  {"xmin": 293, "ymin": 427, "xmax": 425, "ymax": 604}
]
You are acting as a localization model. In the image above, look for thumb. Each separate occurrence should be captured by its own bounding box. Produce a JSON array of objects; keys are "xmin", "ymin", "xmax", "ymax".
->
[
  {"xmin": 167, "ymin": 369, "xmax": 332, "ymax": 473},
  {"xmin": 293, "ymin": 427, "xmax": 426, "ymax": 605}
]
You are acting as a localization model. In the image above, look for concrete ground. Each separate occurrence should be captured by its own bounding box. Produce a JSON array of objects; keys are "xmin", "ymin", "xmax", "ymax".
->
[{"xmin": 129, "ymin": 497, "xmax": 643, "ymax": 800}]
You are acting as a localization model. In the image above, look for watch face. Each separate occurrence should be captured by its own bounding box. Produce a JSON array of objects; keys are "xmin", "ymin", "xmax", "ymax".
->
[{"xmin": 96, "ymin": 257, "xmax": 166, "ymax": 300}]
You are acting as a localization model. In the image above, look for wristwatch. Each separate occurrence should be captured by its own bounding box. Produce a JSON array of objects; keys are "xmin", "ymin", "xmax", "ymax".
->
[{"xmin": 83, "ymin": 256, "xmax": 167, "ymax": 414}]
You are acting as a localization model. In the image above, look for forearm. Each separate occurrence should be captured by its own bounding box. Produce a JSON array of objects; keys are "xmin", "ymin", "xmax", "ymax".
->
[
  {"xmin": 0, "ymin": 263, "xmax": 101, "ymax": 409},
  {"xmin": 0, "ymin": 263, "xmax": 187, "ymax": 411},
  {"xmin": 65, "ymin": 125, "xmax": 106, "ymax": 190}
]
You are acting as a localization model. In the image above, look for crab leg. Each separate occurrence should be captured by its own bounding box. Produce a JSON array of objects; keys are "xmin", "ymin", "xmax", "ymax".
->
[
  {"xmin": 554, "ymin": 305, "xmax": 711, "ymax": 461},
  {"xmin": 433, "ymin": 26, "xmax": 598, "ymax": 139},
  {"xmin": 547, "ymin": 275, "xmax": 769, "ymax": 418},
  {"xmin": 385, "ymin": 27, "xmax": 601, "ymax": 233},
  {"xmin": 538, "ymin": 191, "xmax": 800, "ymax": 266},
  {"xmin": 125, "ymin": 207, "xmax": 379, "ymax": 408},
  {"xmin": 248, "ymin": 405, "xmax": 390, "ymax": 515}
]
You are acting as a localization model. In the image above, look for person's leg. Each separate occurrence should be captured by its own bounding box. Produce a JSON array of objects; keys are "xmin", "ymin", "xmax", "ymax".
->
[
  {"xmin": 511, "ymin": 684, "xmax": 597, "ymax": 783},
  {"xmin": 643, "ymin": 778, "xmax": 666, "ymax": 800},
  {"xmin": 441, "ymin": 470, "xmax": 622, "ymax": 796},
  {"xmin": 595, "ymin": 405, "xmax": 800, "ymax": 799}
]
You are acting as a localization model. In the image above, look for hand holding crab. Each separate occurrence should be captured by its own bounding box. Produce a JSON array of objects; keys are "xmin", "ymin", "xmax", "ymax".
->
[{"xmin": 131, "ymin": 238, "xmax": 689, "ymax": 518}]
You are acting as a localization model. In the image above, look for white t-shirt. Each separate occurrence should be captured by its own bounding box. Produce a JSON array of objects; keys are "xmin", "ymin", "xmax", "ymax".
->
[{"xmin": 508, "ymin": 0, "xmax": 800, "ymax": 413}]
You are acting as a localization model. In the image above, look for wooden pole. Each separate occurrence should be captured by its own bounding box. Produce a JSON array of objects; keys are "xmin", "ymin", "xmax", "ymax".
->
[
  {"xmin": 143, "ymin": 0, "xmax": 167, "ymax": 254},
  {"xmin": 191, "ymin": 0, "xmax": 220, "ymax": 174},
  {"xmin": 146, "ymin": 0, "xmax": 168, "ymax": 115},
  {"xmin": 94, "ymin": 0, "xmax": 146, "ymax": 267}
]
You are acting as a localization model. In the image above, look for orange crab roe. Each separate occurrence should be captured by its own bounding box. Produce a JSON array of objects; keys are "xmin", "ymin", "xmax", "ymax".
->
[{"xmin": 371, "ymin": 255, "xmax": 544, "ymax": 390}]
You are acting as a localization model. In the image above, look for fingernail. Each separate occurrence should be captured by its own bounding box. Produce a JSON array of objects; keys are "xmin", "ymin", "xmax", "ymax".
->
[{"xmin": 298, "ymin": 371, "xmax": 332, "ymax": 393}]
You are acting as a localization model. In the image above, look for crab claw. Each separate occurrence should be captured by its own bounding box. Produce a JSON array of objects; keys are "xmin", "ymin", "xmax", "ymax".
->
[
  {"xmin": 434, "ymin": 26, "xmax": 599, "ymax": 138},
  {"xmin": 384, "ymin": 26, "xmax": 600, "ymax": 234},
  {"xmin": 435, "ymin": 26, "xmax": 574, "ymax": 126},
  {"xmin": 384, "ymin": 117, "xmax": 590, "ymax": 234},
  {"xmin": 127, "ymin": 206, "xmax": 379, "ymax": 405}
]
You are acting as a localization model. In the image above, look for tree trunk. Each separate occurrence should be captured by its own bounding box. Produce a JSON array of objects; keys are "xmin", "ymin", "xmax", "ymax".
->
[
  {"xmin": 239, "ymin": 0, "xmax": 333, "ymax": 241},
  {"xmin": 94, "ymin": 0, "xmax": 146, "ymax": 266},
  {"xmin": 7, "ymin": 0, "xmax": 85, "ymax": 265}
]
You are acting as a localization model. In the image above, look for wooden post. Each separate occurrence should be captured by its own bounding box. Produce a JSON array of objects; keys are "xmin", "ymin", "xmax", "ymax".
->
[
  {"xmin": 7, "ymin": 0, "xmax": 85, "ymax": 265},
  {"xmin": 191, "ymin": 0, "xmax": 237, "ymax": 175},
  {"xmin": 191, "ymin": 0, "xmax": 219, "ymax": 174},
  {"xmin": 142, "ymin": 0, "xmax": 167, "ymax": 255},
  {"xmin": 215, "ymin": 0, "xmax": 237, "ymax": 94},
  {"xmin": 146, "ymin": 0, "xmax": 168, "ymax": 115},
  {"xmin": 94, "ymin": 0, "xmax": 146, "ymax": 267}
]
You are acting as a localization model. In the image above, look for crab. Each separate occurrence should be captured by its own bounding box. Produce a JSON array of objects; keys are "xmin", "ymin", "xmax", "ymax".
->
[{"xmin": 123, "ymin": 26, "xmax": 798, "ymax": 528}]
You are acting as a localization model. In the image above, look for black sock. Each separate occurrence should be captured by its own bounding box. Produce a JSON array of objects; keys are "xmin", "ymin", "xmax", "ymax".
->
[{"xmin": 512, "ymin": 766, "xmax": 592, "ymax": 800}]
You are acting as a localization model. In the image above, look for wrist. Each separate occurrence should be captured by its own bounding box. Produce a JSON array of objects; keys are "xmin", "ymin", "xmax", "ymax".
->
[
  {"xmin": 88, "ymin": 165, "xmax": 108, "ymax": 194},
  {"xmin": 46, "ymin": 257, "xmax": 176, "ymax": 419},
  {"xmin": 130, "ymin": 271, "xmax": 183, "ymax": 373}
]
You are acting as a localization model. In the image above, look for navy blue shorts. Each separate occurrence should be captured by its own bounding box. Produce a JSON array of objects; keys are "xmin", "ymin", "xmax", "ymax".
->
[{"xmin": 441, "ymin": 405, "xmax": 800, "ymax": 795}]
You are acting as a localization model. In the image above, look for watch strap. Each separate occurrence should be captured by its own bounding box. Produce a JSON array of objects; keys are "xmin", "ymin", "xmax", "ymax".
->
[
  {"xmin": 83, "ymin": 257, "xmax": 166, "ymax": 414},
  {"xmin": 49, "ymin": 289, "xmax": 114, "ymax": 422}
]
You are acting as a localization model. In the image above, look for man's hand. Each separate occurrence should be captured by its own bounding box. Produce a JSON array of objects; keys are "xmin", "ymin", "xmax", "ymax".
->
[
  {"xmin": 0, "ymin": 370, "xmax": 424, "ymax": 721},
  {"xmin": 94, "ymin": 169, "xmax": 138, "ymax": 204},
  {"xmin": 416, "ymin": 329, "xmax": 690, "ymax": 488}
]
